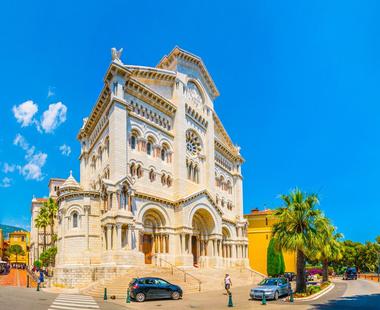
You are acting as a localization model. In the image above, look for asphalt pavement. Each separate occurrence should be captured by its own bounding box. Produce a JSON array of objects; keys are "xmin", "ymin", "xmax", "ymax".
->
[{"xmin": 0, "ymin": 278, "xmax": 379, "ymax": 309}]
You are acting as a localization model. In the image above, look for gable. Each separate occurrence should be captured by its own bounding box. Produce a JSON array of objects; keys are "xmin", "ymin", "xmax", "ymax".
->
[{"xmin": 157, "ymin": 46, "xmax": 220, "ymax": 99}]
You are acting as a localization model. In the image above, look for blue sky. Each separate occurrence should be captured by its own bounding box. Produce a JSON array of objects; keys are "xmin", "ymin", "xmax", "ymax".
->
[{"xmin": 0, "ymin": 1, "xmax": 379, "ymax": 242}]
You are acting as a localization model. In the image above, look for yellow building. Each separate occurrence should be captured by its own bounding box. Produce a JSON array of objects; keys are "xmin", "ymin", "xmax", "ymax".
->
[
  {"xmin": 245, "ymin": 209, "xmax": 296, "ymax": 275},
  {"xmin": 8, "ymin": 231, "xmax": 30, "ymax": 266}
]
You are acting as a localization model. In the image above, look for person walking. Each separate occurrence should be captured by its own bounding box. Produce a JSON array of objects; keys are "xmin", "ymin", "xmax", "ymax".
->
[{"xmin": 224, "ymin": 274, "xmax": 232, "ymax": 295}]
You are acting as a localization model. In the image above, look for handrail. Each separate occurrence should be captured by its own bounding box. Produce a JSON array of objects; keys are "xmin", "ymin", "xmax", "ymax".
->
[{"xmin": 153, "ymin": 255, "xmax": 202, "ymax": 292}]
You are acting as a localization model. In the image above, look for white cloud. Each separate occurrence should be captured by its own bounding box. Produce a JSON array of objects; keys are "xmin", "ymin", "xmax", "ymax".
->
[
  {"xmin": 41, "ymin": 102, "xmax": 67, "ymax": 133},
  {"xmin": 12, "ymin": 100, "xmax": 38, "ymax": 127},
  {"xmin": 0, "ymin": 177, "xmax": 12, "ymax": 188},
  {"xmin": 3, "ymin": 163, "xmax": 16, "ymax": 173},
  {"xmin": 13, "ymin": 134, "xmax": 47, "ymax": 181},
  {"xmin": 59, "ymin": 144, "xmax": 71, "ymax": 156}
]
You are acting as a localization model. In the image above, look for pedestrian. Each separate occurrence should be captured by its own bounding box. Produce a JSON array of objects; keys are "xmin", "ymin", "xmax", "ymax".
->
[
  {"xmin": 224, "ymin": 273, "xmax": 232, "ymax": 295},
  {"xmin": 39, "ymin": 270, "xmax": 45, "ymax": 288}
]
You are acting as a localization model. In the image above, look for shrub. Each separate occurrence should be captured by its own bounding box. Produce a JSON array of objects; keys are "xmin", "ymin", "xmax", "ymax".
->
[
  {"xmin": 33, "ymin": 260, "xmax": 42, "ymax": 269},
  {"xmin": 267, "ymin": 239, "xmax": 285, "ymax": 276},
  {"xmin": 307, "ymin": 285, "xmax": 321, "ymax": 295}
]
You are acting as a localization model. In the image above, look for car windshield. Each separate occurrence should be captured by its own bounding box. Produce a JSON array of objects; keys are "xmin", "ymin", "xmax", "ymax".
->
[
  {"xmin": 347, "ymin": 268, "xmax": 356, "ymax": 273},
  {"xmin": 259, "ymin": 278, "xmax": 278, "ymax": 286}
]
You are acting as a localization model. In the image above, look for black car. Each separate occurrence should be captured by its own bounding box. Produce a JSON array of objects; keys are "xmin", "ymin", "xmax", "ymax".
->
[
  {"xmin": 129, "ymin": 277, "xmax": 183, "ymax": 302},
  {"xmin": 343, "ymin": 267, "xmax": 357, "ymax": 280}
]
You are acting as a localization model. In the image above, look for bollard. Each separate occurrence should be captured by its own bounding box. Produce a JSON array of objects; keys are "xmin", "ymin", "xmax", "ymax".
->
[
  {"xmin": 104, "ymin": 288, "xmax": 107, "ymax": 300},
  {"xmin": 289, "ymin": 289, "xmax": 294, "ymax": 302},
  {"xmin": 37, "ymin": 282, "xmax": 40, "ymax": 292},
  {"xmin": 228, "ymin": 292, "xmax": 233, "ymax": 307},
  {"xmin": 27, "ymin": 275, "xmax": 30, "ymax": 288},
  {"xmin": 126, "ymin": 288, "xmax": 131, "ymax": 303},
  {"xmin": 261, "ymin": 292, "xmax": 266, "ymax": 305}
]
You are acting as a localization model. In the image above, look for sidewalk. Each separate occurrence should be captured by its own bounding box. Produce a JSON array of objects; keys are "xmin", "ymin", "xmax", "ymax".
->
[{"xmin": 0, "ymin": 269, "xmax": 27, "ymax": 287}]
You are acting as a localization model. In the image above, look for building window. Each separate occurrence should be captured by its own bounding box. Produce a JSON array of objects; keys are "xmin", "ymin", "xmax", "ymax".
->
[
  {"xmin": 265, "ymin": 217, "xmax": 268, "ymax": 226},
  {"xmin": 147, "ymin": 142, "xmax": 152, "ymax": 156},
  {"xmin": 131, "ymin": 136, "xmax": 136, "ymax": 150},
  {"xmin": 72, "ymin": 212, "xmax": 79, "ymax": 228},
  {"xmin": 149, "ymin": 169, "xmax": 156, "ymax": 182},
  {"xmin": 136, "ymin": 165, "xmax": 143, "ymax": 178},
  {"xmin": 161, "ymin": 174, "xmax": 167, "ymax": 185},
  {"xmin": 130, "ymin": 163, "xmax": 136, "ymax": 177},
  {"xmin": 161, "ymin": 148, "xmax": 166, "ymax": 161}
]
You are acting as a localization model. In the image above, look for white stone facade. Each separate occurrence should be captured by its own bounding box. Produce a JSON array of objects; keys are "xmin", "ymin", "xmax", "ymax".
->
[{"xmin": 55, "ymin": 47, "xmax": 248, "ymax": 287}]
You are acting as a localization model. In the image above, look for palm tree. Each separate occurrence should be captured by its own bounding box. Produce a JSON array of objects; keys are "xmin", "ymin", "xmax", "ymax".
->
[
  {"xmin": 272, "ymin": 188, "xmax": 330, "ymax": 293},
  {"xmin": 35, "ymin": 210, "xmax": 49, "ymax": 252},
  {"xmin": 43, "ymin": 198, "xmax": 58, "ymax": 246},
  {"xmin": 313, "ymin": 226, "xmax": 343, "ymax": 282}
]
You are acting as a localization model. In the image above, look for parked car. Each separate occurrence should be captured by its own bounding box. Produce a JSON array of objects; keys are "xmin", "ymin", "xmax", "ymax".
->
[
  {"xmin": 250, "ymin": 278, "xmax": 290, "ymax": 300},
  {"xmin": 129, "ymin": 277, "xmax": 183, "ymax": 302},
  {"xmin": 343, "ymin": 267, "xmax": 357, "ymax": 280},
  {"xmin": 284, "ymin": 272, "xmax": 296, "ymax": 282}
]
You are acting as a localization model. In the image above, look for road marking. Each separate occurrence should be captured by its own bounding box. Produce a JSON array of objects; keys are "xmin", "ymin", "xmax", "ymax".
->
[{"xmin": 48, "ymin": 294, "xmax": 99, "ymax": 310}]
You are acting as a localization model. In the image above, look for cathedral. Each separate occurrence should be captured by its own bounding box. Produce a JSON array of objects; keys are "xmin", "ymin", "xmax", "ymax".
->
[{"xmin": 54, "ymin": 47, "xmax": 249, "ymax": 286}]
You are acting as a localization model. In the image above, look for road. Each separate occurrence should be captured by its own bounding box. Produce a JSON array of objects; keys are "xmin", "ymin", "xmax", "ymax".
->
[{"xmin": 0, "ymin": 278, "xmax": 378, "ymax": 309}]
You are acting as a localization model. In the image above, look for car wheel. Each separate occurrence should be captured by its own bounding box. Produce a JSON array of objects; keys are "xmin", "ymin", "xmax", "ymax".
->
[
  {"xmin": 274, "ymin": 291, "xmax": 279, "ymax": 300},
  {"xmin": 171, "ymin": 291, "xmax": 180, "ymax": 300},
  {"xmin": 136, "ymin": 292, "xmax": 146, "ymax": 302}
]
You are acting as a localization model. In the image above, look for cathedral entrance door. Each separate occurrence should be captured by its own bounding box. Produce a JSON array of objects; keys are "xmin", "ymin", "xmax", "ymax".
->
[
  {"xmin": 192, "ymin": 236, "xmax": 199, "ymax": 266},
  {"xmin": 143, "ymin": 234, "xmax": 153, "ymax": 264}
]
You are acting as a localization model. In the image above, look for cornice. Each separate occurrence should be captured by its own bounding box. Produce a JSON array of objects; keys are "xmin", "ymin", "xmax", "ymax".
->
[
  {"xmin": 135, "ymin": 189, "xmax": 223, "ymax": 216},
  {"xmin": 126, "ymin": 65, "xmax": 176, "ymax": 82},
  {"xmin": 215, "ymin": 139, "xmax": 243, "ymax": 163},
  {"xmin": 157, "ymin": 46, "xmax": 220, "ymax": 98},
  {"xmin": 57, "ymin": 190, "xmax": 100, "ymax": 204},
  {"xmin": 126, "ymin": 77, "xmax": 176, "ymax": 117}
]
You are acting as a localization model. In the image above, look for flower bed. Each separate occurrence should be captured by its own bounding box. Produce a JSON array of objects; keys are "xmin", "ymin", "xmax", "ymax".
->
[{"xmin": 294, "ymin": 281, "xmax": 331, "ymax": 298}]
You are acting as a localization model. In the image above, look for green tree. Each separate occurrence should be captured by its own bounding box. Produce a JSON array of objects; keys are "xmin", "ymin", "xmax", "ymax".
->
[
  {"xmin": 35, "ymin": 209, "xmax": 49, "ymax": 252},
  {"xmin": 272, "ymin": 188, "xmax": 330, "ymax": 293},
  {"xmin": 40, "ymin": 247, "xmax": 57, "ymax": 267},
  {"xmin": 7, "ymin": 244, "xmax": 25, "ymax": 264},
  {"xmin": 267, "ymin": 238, "xmax": 285, "ymax": 276},
  {"xmin": 312, "ymin": 225, "xmax": 342, "ymax": 282},
  {"xmin": 43, "ymin": 198, "xmax": 58, "ymax": 247}
]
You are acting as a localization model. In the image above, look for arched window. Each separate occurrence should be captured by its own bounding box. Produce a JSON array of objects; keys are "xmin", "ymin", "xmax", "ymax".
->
[
  {"xmin": 131, "ymin": 135, "xmax": 137, "ymax": 150},
  {"xmin": 149, "ymin": 169, "xmax": 156, "ymax": 182},
  {"xmin": 161, "ymin": 148, "xmax": 166, "ymax": 161},
  {"xmin": 130, "ymin": 163, "xmax": 136, "ymax": 176},
  {"xmin": 161, "ymin": 173, "xmax": 166, "ymax": 185},
  {"xmin": 136, "ymin": 165, "xmax": 143, "ymax": 178},
  {"xmin": 72, "ymin": 212, "xmax": 79, "ymax": 228},
  {"xmin": 167, "ymin": 176, "xmax": 172, "ymax": 187},
  {"xmin": 147, "ymin": 141, "xmax": 152, "ymax": 155}
]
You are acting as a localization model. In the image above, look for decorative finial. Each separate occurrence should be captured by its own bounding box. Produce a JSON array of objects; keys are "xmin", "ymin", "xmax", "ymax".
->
[
  {"xmin": 111, "ymin": 47, "xmax": 123, "ymax": 63},
  {"xmin": 69, "ymin": 170, "xmax": 72, "ymax": 177}
]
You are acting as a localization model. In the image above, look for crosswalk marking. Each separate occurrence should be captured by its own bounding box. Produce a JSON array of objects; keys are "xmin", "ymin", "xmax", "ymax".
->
[{"xmin": 49, "ymin": 294, "xmax": 99, "ymax": 310}]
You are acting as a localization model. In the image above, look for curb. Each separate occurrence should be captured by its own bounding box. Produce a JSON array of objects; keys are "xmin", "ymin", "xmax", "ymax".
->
[{"xmin": 294, "ymin": 283, "xmax": 335, "ymax": 301}]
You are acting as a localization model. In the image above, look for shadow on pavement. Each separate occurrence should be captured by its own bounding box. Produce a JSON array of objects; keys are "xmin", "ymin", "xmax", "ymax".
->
[{"xmin": 312, "ymin": 293, "xmax": 380, "ymax": 309}]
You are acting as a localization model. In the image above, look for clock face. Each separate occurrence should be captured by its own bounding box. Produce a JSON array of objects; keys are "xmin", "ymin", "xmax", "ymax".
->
[
  {"xmin": 187, "ymin": 82, "xmax": 203, "ymax": 106},
  {"xmin": 186, "ymin": 130, "xmax": 201, "ymax": 156}
]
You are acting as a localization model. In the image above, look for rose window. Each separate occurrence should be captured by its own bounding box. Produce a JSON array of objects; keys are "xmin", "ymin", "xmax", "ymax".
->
[{"xmin": 186, "ymin": 130, "xmax": 201, "ymax": 156}]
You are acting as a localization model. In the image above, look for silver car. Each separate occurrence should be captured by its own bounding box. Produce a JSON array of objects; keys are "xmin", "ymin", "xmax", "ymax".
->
[{"xmin": 250, "ymin": 278, "xmax": 290, "ymax": 300}]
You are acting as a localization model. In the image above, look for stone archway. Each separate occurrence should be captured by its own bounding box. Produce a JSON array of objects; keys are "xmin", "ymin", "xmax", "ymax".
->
[
  {"xmin": 191, "ymin": 208, "xmax": 216, "ymax": 266},
  {"xmin": 141, "ymin": 208, "xmax": 169, "ymax": 264}
]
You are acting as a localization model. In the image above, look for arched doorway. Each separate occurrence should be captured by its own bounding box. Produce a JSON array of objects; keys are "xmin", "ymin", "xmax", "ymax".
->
[
  {"xmin": 141, "ymin": 209, "xmax": 166, "ymax": 264},
  {"xmin": 191, "ymin": 208, "xmax": 215, "ymax": 266},
  {"xmin": 222, "ymin": 227, "xmax": 231, "ymax": 259}
]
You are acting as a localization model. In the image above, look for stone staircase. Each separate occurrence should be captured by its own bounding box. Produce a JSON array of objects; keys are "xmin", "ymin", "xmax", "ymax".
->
[{"xmin": 82, "ymin": 264, "xmax": 264, "ymax": 299}]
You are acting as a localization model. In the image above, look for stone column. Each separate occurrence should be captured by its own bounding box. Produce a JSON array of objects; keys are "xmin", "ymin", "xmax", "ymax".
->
[
  {"xmin": 116, "ymin": 224, "xmax": 122, "ymax": 249},
  {"xmin": 106, "ymin": 224, "xmax": 112, "ymax": 250},
  {"xmin": 188, "ymin": 233, "xmax": 192, "ymax": 255},
  {"xmin": 181, "ymin": 233, "xmax": 186, "ymax": 255},
  {"xmin": 84, "ymin": 205, "xmax": 90, "ymax": 250},
  {"xmin": 127, "ymin": 225, "xmax": 132, "ymax": 250},
  {"xmin": 166, "ymin": 235, "xmax": 169, "ymax": 253},
  {"xmin": 162, "ymin": 235, "xmax": 166, "ymax": 253}
]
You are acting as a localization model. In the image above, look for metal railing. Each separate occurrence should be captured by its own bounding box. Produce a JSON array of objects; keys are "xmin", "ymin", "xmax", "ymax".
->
[{"xmin": 153, "ymin": 255, "xmax": 202, "ymax": 292}]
